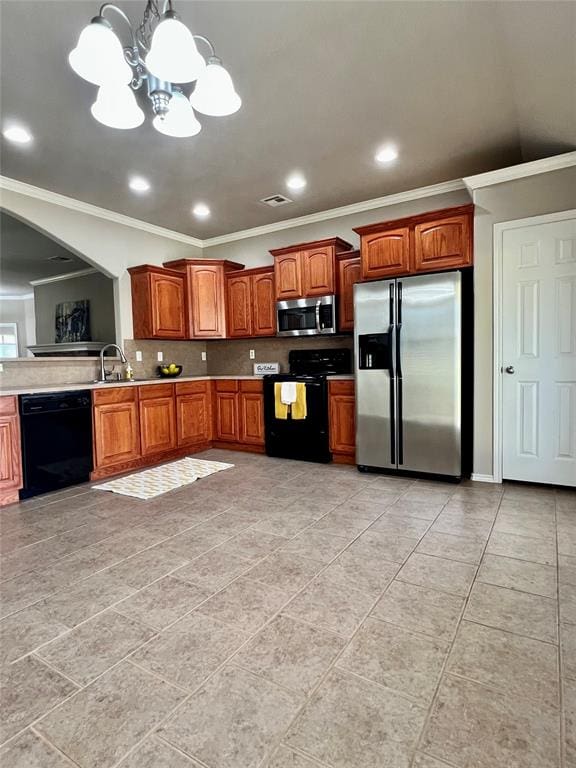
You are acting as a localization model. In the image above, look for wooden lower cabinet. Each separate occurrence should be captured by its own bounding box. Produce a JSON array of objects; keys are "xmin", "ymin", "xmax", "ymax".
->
[
  {"xmin": 239, "ymin": 381, "xmax": 265, "ymax": 445},
  {"xmin": 176, "ymin": 381, "xmax": 212, "ymax": 448},
  {"xmin": 329, "ymin": 380, "xmax": 356, "ymax": 463},
  {"xmin": 93, "ymin": 388, "xmax": 141, "ymax": 472},
  {"xmin": 213, "ymin": 379, "xmax": 264, "ymax": 451},
  {"xmin": 0, "ymin": 396, "xmax": 23, "ymax": 506},
  {"xmin": 139, "ymin": 384, "xmax": 176, "ymax": 457}
]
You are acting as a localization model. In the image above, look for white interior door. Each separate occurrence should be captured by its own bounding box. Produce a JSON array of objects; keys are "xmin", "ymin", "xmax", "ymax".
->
[{"xmin": 502, "ymin": 214, "xmax": 576, "ymax": 487}]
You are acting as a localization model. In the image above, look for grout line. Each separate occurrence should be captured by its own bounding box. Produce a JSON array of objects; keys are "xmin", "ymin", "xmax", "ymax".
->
[{"xmin": 29, "ymin": 726, "xmax": 84, "ymax": 767}]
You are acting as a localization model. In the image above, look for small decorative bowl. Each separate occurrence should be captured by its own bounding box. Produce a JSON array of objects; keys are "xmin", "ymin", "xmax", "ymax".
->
[{"xmin": 157, "ymin": 365, "xmax": 183, "ymax": 378}]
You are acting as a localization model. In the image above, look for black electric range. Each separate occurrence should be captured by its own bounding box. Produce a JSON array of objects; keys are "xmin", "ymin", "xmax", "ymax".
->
[{"xmin": 263, "ymin": 348, "xmax": 352, "ymax": 463}]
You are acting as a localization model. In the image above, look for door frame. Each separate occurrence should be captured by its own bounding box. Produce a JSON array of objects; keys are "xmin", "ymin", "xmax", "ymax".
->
[{"xmin": 492, "ymin": 208, "xmax": 576, "ymax": 483}]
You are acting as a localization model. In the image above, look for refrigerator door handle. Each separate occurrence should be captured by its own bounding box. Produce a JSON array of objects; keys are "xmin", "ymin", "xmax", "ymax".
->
[
  {"xmin": 389, "ymin": 281, "xmax": 397, "ymax": 466},
  {"xmin": 396, "ymin": 282, "xmax": 403, "ymax": 465}
]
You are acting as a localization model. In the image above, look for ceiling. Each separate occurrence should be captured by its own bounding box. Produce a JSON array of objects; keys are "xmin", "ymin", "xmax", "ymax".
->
[
  {"xmin": 0, "ymin": 212, "xmax": 90, "ymax": 296},
  {"xmin": 0, "ymin": 1, "xmax": 574, "ymax": 238}
]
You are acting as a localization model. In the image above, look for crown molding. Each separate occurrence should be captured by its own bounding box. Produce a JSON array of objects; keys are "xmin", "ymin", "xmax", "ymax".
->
[
  {"xmin": 202, "ymin": 179, "xmax": 467, "ymax": 247},
  {"xmin": 0, "ymin": 176, "xmax": 204, "ymax": 249},
  {"xmin": 463, "ymin": 151, "xmax": 576, "ymax": 191},
  {"xmin": 29, "ymin": 268, "xmax": 99, "ymax": 286}
]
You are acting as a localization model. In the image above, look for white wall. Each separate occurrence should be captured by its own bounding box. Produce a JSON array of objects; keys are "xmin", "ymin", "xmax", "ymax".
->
[{"xmin": 0, "ymin": 188, "xmax": 202, "ymax": 342}]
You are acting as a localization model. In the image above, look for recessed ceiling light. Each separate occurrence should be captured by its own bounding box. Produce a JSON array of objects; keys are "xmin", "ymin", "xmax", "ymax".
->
[
  {"xmin": 375, "ymin": 145, "xmax": 398, "ymax": 164},
  {"xmin": 192, "ymin": 203, "xmax": 211, "ymax": 218},
  {"xmin": 286, "ymin": 172, "xmax": 307, "ymax": 191},
  {"xmin": 128, "ymin": 175, "xmax": 150, "ymax": 193},
  {"xmin": 3, "ymin": 123, "xmax": 33, "ymax": 145}
]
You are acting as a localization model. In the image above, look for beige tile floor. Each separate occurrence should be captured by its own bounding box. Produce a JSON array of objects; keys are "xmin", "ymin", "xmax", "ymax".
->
[{"xmin": 0, "ymin": 449, "xmax": 574, "ymax": 768}]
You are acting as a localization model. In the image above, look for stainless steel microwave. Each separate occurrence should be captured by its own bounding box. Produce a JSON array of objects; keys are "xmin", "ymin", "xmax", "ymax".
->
[{"xmin": 276, "ymin": 295, "xmax": 337, "ymax": 337}]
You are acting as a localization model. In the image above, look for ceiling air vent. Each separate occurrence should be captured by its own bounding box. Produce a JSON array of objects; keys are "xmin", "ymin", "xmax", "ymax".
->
[
  {"xmin": 260, "ymin": 194, "xmax": 293, "ymax": 207},
  {"xmin": 48, "ymin": 255, "xmax": 74, "ymax": 263}
]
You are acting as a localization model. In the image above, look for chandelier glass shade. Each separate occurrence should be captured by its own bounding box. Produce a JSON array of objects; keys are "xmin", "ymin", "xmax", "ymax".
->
[
  {"xmin": 189, "ymin": 58, "xmax": 241, "ymax": 116},
  {"xmin": 145, "ymin": 13, "xmax": 206, "ymax": 84},
  {"xmin": 69, "ymin": 1, "xmax": 240, "ymax": 137},
  {"xmin": 152, "ymin": 90, "xmax": 201, "ymax": 137},
  {"xmin": 91, "ymin": 84, "xmax": 145, "ymax": 129},
  {"xmin": 69, "ymin": 18, "xmax": 132, "ymax": 86}
]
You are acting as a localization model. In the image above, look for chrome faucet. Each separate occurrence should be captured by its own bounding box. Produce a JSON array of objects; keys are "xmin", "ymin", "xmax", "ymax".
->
[{"xmin": 99, "ymin": 344, "xmax": 127, "ymax": 382}]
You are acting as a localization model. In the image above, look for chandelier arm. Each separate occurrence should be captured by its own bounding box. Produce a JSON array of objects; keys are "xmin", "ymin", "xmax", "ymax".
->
[
  {"xmin": 193, "ymin": 34, "xmax": 216, "ymax": 58},
  {"xmin": 99, "ymin": 3, "xmax": 139, "ymax": 55}
]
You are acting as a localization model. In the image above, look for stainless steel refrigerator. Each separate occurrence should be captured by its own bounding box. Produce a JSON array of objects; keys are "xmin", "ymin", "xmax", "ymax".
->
[{"xmin": 354, "ymin": 270, "xmax": 472, "ymax": 480}]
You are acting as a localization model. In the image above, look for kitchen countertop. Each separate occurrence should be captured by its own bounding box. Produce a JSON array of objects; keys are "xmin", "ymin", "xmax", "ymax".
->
[{"xmin": 0, "ymin": 374, "xmax": 355, "ymax": 397}]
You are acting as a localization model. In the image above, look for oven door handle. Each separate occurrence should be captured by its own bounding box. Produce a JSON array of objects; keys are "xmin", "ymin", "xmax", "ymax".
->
[{"xmin": 315, "ymin": 300, "xmax": 322, "ymax": 333}]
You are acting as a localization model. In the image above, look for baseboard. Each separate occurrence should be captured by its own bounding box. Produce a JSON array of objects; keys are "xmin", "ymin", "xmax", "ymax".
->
[
  {"xmin": 212, "ymin": 441, "xmax": 265, "ymax": 454},
  {"xmin": 332, "ymin": 453, "xmax": 356, "ymax": 465},
  {"xmin": 470, "ymin": 473, "xmax": 499, "ymax": 483}
]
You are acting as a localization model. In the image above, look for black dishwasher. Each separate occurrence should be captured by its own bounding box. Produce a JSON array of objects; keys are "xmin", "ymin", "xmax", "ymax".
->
[{"xmin": 19, "ymin": 391, "xmax": 93, "ymax": 499}]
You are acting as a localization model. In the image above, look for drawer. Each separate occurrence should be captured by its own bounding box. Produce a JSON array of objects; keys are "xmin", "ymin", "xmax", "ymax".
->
[
  {"xmin": 138, "ymin": 383, "xmax": 174, "ymax": 400},
  {"xmin": 175, "ymin": 380, "xmax": 210, "ymax": 396},
  {"xmin": 214, "ymin": 379, "xmax": 239, "ymax": 393},
  {"xmin": 0, "ymin": 396, "xmax": 17, "ymax": 416},
  {"xmin": 240, "ymin": 379, "xmax": 263, "ymax": 393},
  {"xmin": 93, "ymin": 387, "xmax": 137, "ymax": 405},
  {"xmin": 329, "ymin": 380, "xmax": 355, "ymax": 396}
]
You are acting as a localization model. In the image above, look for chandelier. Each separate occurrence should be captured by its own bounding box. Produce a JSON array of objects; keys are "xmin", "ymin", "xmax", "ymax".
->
[{"xmin": 69, "ymin": 0, "xmax": 241, "ymax": 137}]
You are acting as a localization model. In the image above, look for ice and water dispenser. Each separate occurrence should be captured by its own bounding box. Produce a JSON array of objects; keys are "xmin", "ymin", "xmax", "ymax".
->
[{"xmin": 358, "ymin": 333, "xmax": 392, "ymax": 370}]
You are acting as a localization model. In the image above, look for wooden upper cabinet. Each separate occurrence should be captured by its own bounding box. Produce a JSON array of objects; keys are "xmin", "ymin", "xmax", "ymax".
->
[
  {"xmin": 354, "ymin": 204, "xmax": 474, "ymax": 281},
  {"xmin": 274, "ymin": 252, "xmax": 302, "ymax": 300},
  {"xmin": 337, "ymin": 251, "xmax": 361, "ymax": 332},
  {"xmin": 359, "ymin": 228, "xmax": 410, "ymax": 280},
  {"xmin": 271, "ymin": 238, "xmax": 352, "ymax": 300},
  {"xmin": 227, "ymin": 273, "xmax": 252, "ymax": 337},
  {"xmin": 164, "ymin": 259, "xmax": 244, "ymax": 339},
  {"xmin": 0, "ymin": 397, "xmax": 22, "ymax": 505},
  {"xmin": 128, "ymin": 265, "xmax": 186, "ymax": 340},
  {"xmin": 226, "ymin": 268, "xmax": 276, "ymax": 338},
  {"xmin": 414, "ymin": 213, "xmax": 472, "ymax": 272},
  {"xmin": 252, "ymin": 271, "xmax": 276, "ymax": 336},
  {"xmin": 92, "ymin": 388, "xmax": 141, "ymax": 469},
  {"xmin": 302, "ymin": 247, "xmax": 335, "ymax": 296}
]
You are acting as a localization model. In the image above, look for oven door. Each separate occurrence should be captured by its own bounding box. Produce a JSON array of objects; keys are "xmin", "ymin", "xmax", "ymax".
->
[{"xmin": 276, "ymin": 295, "xmax": 336, "ymax": 336}]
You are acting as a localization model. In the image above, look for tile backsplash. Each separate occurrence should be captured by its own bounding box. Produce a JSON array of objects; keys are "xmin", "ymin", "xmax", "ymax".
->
[
  {"xmin": 206, "ymin": 335, "xmax": 354, "ymax": 376},
  {"xmin": 123, "ymin": 340, "xmax": 207, "ymax": 378},
  {"xmin": 0, "ymin": 335, "xmax": 353, "ymax": 389}
]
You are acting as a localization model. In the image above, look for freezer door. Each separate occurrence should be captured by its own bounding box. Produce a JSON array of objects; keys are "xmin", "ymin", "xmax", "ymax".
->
[
  {"xmin": 397, "ymin": 271, "xmax": 462, "ymax": 476},
  {"xmin": 354, "ymin": 280, "xmax": 397, "ymax": 469}
]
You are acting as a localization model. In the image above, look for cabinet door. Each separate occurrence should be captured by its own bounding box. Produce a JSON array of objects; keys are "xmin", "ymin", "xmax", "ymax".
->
[
  {"xmin": 0, "ymin": 410, "xmax": 22, "ymax": 501},
  {"xmin": 252, "ymin": 272, "xmax": 276, "ymax": 336},
  {"xmin": 176, "ymin": 392, "xmax": 212, "ymax": 447},
  {"xmin": 275, "ymin": 253, "xmax": 302, "ymax": 299},
  {"xmin": 140, "ymin": 396, "xmax": 176, "ymax": 456},
  {"xmin": 338, "ymin": 256, "xmax": 361, "ymax": 331},
  {"xmin": 239, "ymin": 392, "xmax": 264, "ymax": 445},
  {"xmin": 214, "ymin": 392, "xmax": 239, "ymax": 441},
  {"xmin": 414, "ymin": 214, "xmax": 472, "ymax": 272},
  {"xmin": 302, "ymin": 247, "xmax": 335, "ymax": 296},
  {"xmin": 361, "ymin": 228, "xmax": 410, "ymax": 280},
  {"xmin": 329, "ymin": 383, "xmax": 356, "ymax": 455},
  {"xmin": 150, "ymin": 272, "xmax": 186, "ymax": 339},
  {"xmin": 227, "ymin": 274, "xmax": 252, "ymax": 337},
  {"xmin": 93, "ymin": 402, "xmax": 140, "ymax": 468},
  {"xmin": 190, "ymin": 265, "xmax": 226, "ymax": 337}
]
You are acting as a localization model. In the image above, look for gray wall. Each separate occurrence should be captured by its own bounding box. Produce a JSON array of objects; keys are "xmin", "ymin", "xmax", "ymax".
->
[
  {"xmin": 0, "ymin": 297, "xmax": 35, "ymax": 356},
  {"xmin": 471, "ymin": 166, "xmax": 576, "ymax": 477},
  {"xmin": 202, "ymin": 189, "xmax": 472, "ymax": 267},
  {"xmin": 34, "ymin": 271, "xmax": 116, "ymax": 345}
]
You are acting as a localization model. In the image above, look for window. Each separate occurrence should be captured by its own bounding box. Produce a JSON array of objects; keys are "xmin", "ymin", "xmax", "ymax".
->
[{"xmin": 0, "ymin": 322, "xmax": 19, "ymax": 358}]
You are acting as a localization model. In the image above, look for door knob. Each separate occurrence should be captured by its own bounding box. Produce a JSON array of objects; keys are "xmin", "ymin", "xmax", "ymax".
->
[{"xmin": 505, "ymin": 366, "xmax": 515, "ymax": 374}]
